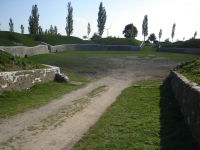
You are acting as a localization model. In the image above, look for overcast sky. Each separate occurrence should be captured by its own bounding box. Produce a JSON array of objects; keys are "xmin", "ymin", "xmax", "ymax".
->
[{"xmin": 0, "ymin": 0, "xmax": 199, "ymax": 41}]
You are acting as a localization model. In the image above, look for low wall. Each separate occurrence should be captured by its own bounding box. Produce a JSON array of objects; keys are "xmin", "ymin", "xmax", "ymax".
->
[
  {"xmin": 50, "ymin": 43, "xmax": 142, "ymax": 52},
  {"xmin": 0, "ymin": 45, "xmax": 49, "ymax": 58},
  {"xmin": 158, "ymin": 47, "xmax": 200, "ymax": 55},
  {"xmin": 170, "ymin": 71, "xmax": 200, "ymax": 145},
  {"xmin": 0, "ymin": 65, "xmax": 60, "ymax": 94}
]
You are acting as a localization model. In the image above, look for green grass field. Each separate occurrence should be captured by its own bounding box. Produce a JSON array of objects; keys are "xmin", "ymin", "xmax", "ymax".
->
[
  {"xmin": 72, "ymin": 80, "xmax": 199, "ymax": 150},
  {"xmin": 0, "ymin": 50, "xmax": 47, "ymax": 72},
  {"xmin": 162, "ymin": 39, "xmax": 200, "ymax": 48},
  {"xmin": 1, "ymin": 45, "xmax": 199, "ymax": 118},
  {"xmin": 92, "ymin": 38, "xmax": 142, "ymax": 46},
  {"xmin": 0, "ymin": 31, "xmax": 39, "ymax": 47},
  {"xmin": 25, "ymin": 34, "xmax": 89, "ymax": 45}
]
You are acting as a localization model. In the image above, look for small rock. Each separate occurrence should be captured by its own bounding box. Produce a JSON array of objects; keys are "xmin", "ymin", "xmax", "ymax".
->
[{"xmin": 55, "ymin": 73, "xmax": 69, "ymax": 82}]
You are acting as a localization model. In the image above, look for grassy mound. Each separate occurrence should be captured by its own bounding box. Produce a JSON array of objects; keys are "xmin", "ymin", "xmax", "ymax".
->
[
  {"xmin": 162, "ymin": 39, "xmax": 200, "ymax": 48},
  {"xmin": 25, "ymin": 34, "xmax": 89, "ymax": 46},
  {"xmin": 0, "ymin": 50, "xmax": 47, "ymax": 72},
  {"xmin": 92, "ymin": 38, "xmax": 142, "ymax": 46},
  {"xmin": 0, "ymin": 31, "xmax": 39, "ymax": 47},
  {"xmin": 177, "ymin": 59, "xmax": 200, "ymax": 84}
]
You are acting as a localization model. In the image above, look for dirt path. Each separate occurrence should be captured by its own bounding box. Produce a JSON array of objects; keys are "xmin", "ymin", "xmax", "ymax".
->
[{"xmin": 0, "ymin": 57, "xmax": 180, "ymax": 150}]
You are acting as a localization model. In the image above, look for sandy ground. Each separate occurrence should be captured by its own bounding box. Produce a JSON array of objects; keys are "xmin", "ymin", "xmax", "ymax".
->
[{"xmin": 0, "ymin": 57, "xmax": 180, "ymax": 150}]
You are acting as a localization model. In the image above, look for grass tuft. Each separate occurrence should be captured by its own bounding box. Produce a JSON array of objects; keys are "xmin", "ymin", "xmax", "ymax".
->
[{"xmin": 177, "ymin": 59, "xmax": 200, "ymax": 84}]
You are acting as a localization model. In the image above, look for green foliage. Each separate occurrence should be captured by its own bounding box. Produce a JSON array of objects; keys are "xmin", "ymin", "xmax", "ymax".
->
[
  {"xmin": 65, "ymin": 2, "xmax": 73, "ymax": 36},
  {"xmin": 26, "ymin": 34, "xmax": 88, "ymax": 45},
  {"xmin": 9, "ymin": 18, "xmax": 14, "ymax": 32},
  {"xmin": 91, "ymin": 32, "xmax": 101, "ymax": 40},
  {"xmin": 171, "ymin": 23, "xmax": 176, "ymax": 42},
  {"xmin": 0, "ymin": 31, "xmax": 39, "ymax": 46},
  {"xmin": 122, "ymin": 23, "xmax": 138, "ymax": 38},
  {"xmin": 162, "ymin": 39, "xmax": 200, "ymax": 48},
  {"xmin": 194, "ymin": 31, "xmax": 197, "ymax": 39},
  {"xmin": 142, "ymin": 15, "xmax": 148, "ymax": 41},
  {"xmin": 54, "ymin": 26, "xmax": 58, "ymax": 35},
  {"xmin": 0, "ymin": 50, "xmax": 47, "ymax": 72},
  {"xmin": 49, "ymin": 25, "xmax": 54, "ymax": 35},
  {"xmin": 87, "ymin": 22, "xmax": 91, "ymax": 38},
  {"xmin": 97, "ymin": 2, "xmax": 107, "ymax": 37},
  {"xmin": 178, "ymin": 59, "xmax": 200, "ymax": 84},
  {"xmin": 28, "ymin": 4, "xmax": 39, "ymax": 34},
  {"xmin": 72, "ymin": 80, "xmax": 198, "ymax": 149},
  {"xmin": 20, "ymin": 24, "xmax": 24, "ymax": 34},
  {"xmin": 159, "ymin": 29, "xmax": 162, "ymax": 42},
  {"xmin": 148, "ymin": 33, "xmax": 157, "ymax": 43},
  {"xmin": 92, "ymin": 38, "xmax": 142, "ymax": 46}
]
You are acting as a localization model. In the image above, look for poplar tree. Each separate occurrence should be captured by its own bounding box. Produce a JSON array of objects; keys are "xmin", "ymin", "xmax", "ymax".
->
[
  {"xmin": 38, "ymin": 26, "xmax": 43, "ymax": 34},
  {"xmin": 49, "ymin": 25, "xmax": 54, "ymax": 34},
  {"xmin": 65, "ymin": 2, "xmax": 73, "ymax": 36},
  {"xmin": 9, "ymin": 18, "xmax": 14, "ymax": 32},
  {"xmin": 142, "ymin": 15, "xmax": 148, "ymax": 41},
  {"xmin": 20, "ymin": 24, "xmax": 24, "ymax": 34},
  {"xmin": 28, "ymin": 4, "xmax": 39, "ymax": 34},
  {"xmin": 171, "ymin": 23, "xmax": 176, "ymax": 42},
  {"xmin": 159, "ymin": 29, "xmax": 162, "ymax": 42},
  {"xmin": 54, "ymin": 26, "xmax": 58, "ymax": 35},
  {"xmin": 87, "ymin": 23, "xmax": 91, "ymax": 38},
  {"xmin": 97, "ymin": 2, "xmax": 106, "ymax": 37},
  {"xmin": 194, "ymin": 31, "xmax": 197, "ymax": 39}
]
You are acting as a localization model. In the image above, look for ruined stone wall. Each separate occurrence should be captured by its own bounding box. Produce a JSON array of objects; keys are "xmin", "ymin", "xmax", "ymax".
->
[
  {"xmin": 50, "ymin": 44, "xmax": 141, "ymax": 52},
  {"xmin": 0, "ymin": 45, "xmax": 49, "ymax": 58},
  {"xmin": 158, "ymin": 47, "xmax": 200, "ymax": 55},
  {"xmin": 0, "ymin": 65, "xmax": 60, "ymax": 94},
  {"xmin": 171, "ymin": 71, "xmax": 200, "ymax": 145}
]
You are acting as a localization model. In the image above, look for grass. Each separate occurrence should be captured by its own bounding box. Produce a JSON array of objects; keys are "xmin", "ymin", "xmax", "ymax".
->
[
  {"xmin": 0, "ymin": 50, "xmax": 47, "ymax": 72},
  {"xmin": 1, "ymin": 45, "xmax": 199, "ymax": 118},
  {"xmin": 0, "ymin": 31, "xmax": 39, "ymax": 47},
  {"xmin": 0, "ymin": 81, "xmax": 85, "ymax": 118},
  {"xmin": 92, "ymin": 38, "xmax": 142, "ymax": 46},
  {"xmin": 162, "ymin": 39, "xmax": 200, "ymax": 48},
  {"xmin": 72, "ymin": 80, "xmax": 198, "ymax": 150},
  {"xmin": 25, "ymin": 34, "xmax": 89, "ymax": 45},
  {"xmin": 177, "ymin": 59, "xmax": 200, "ymax": 84}
]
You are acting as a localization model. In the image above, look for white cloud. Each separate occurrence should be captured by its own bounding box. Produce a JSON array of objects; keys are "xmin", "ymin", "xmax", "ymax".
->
[{"xmin": 73, "ymin": 18, "xmax": 86, "ymax": 23}]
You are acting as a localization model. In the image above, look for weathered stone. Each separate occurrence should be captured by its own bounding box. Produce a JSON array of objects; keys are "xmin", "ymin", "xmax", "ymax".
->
[{"xmin": 55, "ymin": 73, "xmax": 69, "ymax": 82}]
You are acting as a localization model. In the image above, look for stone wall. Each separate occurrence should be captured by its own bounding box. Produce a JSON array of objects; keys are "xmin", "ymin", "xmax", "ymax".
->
[
  {"xmin": 0, "ymin": 45, "xmax": 49, "ymax": 58},
  {"xmin": 0, "ymin": 65, "xmax": 60, "ymax": 94},
  {"xmin": 158, "ymin": 47, "xmax": 200, "ymax": 55},
  {"xmin": 170, "ymin": 71, "xmax": 200, "ymax": 145},
  {"xmin": 50, "ymin": 43, "xmax": 142, "ymax": 52}
]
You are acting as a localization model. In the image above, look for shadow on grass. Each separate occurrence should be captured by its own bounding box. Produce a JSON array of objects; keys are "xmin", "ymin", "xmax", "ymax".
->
[{"xmin": 159, "ymin": 85, "xmax": 199, "ymax": 150}]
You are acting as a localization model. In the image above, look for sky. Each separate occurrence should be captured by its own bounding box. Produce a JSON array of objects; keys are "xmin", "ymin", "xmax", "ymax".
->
[{"xmin": 0, "ymin": 0, "xmax": 199, "ymax": 42}]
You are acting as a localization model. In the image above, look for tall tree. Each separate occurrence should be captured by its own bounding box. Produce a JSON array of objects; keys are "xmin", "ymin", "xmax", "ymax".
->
[
  {"xmin": 97, "ymin": 2, "xmax": 106, "ymax": 37},
  {"xmin": 194, "ymin": 31, "xmax": 197, "ymax": 39},
  {"xmin": 28, "ymin": 4, "xmax": 39, "ymax": 34},
  {"xmin": 38, "ymin": 26, "xmax": 43, "ymax": 34},
  {"xmin": 65, "ymin": 2, "xmax": 73, "ymax": 36},
  {"xmin": 171, "ymin": 23, "xmax": 176, "ymax": 42},
  {"xmin": 20, "ymin": 24, "xmax": 24, "ymax": 34},
  {"xmin": 54, "ymin": 26, "xmax": 58, "ymax": 35},
  {"xmin": 44, "ymin": 29, "xmax": 48, "ymax": 35},
  {"xmin": 122, "ymin": 23, "xmax": 138, "ymax": 38},
  {"xmin": 49, "ymin": 25, "xmax": 54, "ymax": 34},
  {"xmin": 159, "ymin": 29, "xmax": 162, "ymax": 42},
  {"xmin": 148, "ymin": 33, "xmax": 157, "ymax": 43},
  {"xmin": 142, "ymin": 15, "xmax": 148, "ymax": 41},
  {"xmin": 87, "ymin": 22, "xmax": 91, "ymax": 39},
  {"xmin": 9, "ymin": 18, "xmax": 14, "ymax": 32}
]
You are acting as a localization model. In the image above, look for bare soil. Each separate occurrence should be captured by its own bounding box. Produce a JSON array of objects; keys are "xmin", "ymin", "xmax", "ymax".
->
[{"xmin": 0, "ymin": 56, "xmax": 180, "ymax": 150}]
